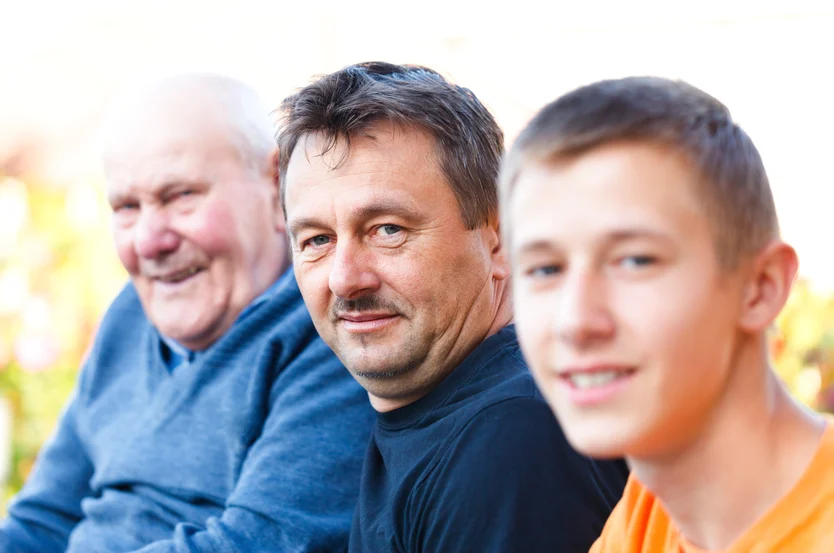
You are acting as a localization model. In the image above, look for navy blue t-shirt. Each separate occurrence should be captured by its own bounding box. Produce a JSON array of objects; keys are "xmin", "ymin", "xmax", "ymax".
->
[{"xmin": 349, "ymin": 325, "xmax": 629, "ymax": 553}]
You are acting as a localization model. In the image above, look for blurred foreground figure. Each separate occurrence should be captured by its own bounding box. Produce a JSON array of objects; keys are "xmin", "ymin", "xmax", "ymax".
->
[
  {"xmin": 0, "ymin": 73, "xmax": 375, "ymax": 553},
  {"xmin": 502, "ymin": 76, "xmax": 834, "ymax": 552},
  {"xmin": 280, "ymin": 61, "xmax": 629, "ymax": 553}
]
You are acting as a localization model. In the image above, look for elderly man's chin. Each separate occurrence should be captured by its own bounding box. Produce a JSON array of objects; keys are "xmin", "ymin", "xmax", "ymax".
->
[
  {"xmin": 144, "ymin": 295, "xmax": 222, "ymax": 349},
  {"xmin": 152, "ymin": 311, "xmax": 219, "ymax": 349}
]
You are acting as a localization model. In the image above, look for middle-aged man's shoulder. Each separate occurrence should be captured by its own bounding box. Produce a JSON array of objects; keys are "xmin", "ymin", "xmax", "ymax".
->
[
  {"xmin": 354, "ymin": 325, "xmax": 629, "ymax": 553},
  {"xmin": 280, "ymin": 61, "xmax": 628, "ymax": 553}
]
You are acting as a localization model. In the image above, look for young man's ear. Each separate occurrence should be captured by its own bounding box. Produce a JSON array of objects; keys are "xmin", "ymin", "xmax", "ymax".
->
[{"xmin": 738, "ymin": 241, "xmax": 799, "ymax": 333}]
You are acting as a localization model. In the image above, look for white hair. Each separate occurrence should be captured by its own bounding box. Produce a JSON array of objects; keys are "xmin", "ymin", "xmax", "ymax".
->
[{"xmin": 99, "ymin": 72, "xmax": 277, "ymax": 173}]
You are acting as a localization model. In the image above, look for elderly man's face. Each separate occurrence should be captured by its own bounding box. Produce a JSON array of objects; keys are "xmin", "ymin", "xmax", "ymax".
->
[
  {"xmin": 285, "ymin": 123, "xmax": 507, "ymax": 411},
  {"xmin": 105, "ymin": 121, "xmax": 285, "ymax": 350}
]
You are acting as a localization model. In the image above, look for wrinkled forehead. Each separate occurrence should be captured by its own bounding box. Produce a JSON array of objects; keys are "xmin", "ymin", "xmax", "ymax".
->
[
  {"xmin": 284, "ymin": 127, "xmax": 445, "ymax": 209},
  {"xmin": 103, "ymin": 115, "xmax": 249, "ymax": 195}
]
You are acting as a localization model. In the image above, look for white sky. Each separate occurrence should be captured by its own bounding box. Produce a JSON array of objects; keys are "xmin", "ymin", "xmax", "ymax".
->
[{"xmin": 1, "ymin": 0, "xmax": 834, "ymax": 284}]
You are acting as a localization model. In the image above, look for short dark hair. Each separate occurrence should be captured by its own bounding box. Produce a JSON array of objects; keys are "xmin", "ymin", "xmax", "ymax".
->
[
  {"xmin": 276, "ymin": 61, "xmax": 504, "ymax": 229},
  {"xmin": 501, "ymin": 76, "xmax": 779, "ymax": 267}
]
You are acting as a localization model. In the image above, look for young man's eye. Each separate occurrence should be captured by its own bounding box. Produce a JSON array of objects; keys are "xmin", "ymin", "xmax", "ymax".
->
[
  {"xmin": 526, "ymin": 264, "xmax": 563, "ymax": 278},
  {"xmin": 620, "ymin": 255, "xmax": 657, "ymax": 269}
]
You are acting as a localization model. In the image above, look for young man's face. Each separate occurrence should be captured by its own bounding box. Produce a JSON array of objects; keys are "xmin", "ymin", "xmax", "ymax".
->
[{"xmin": 508, "ymin": 141, "xmax": 746, "ymax": 460}]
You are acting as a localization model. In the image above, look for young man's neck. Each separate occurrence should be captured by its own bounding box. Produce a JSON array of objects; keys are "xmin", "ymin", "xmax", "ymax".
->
[{"xmin": 629, "ymin": 346, "xmax": 825, "ymax": 551}]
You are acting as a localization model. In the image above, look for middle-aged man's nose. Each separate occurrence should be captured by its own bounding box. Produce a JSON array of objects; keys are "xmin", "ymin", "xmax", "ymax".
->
[{"xmin": 328, "ymin": 242, "xmax": 381, "ymax": 300}]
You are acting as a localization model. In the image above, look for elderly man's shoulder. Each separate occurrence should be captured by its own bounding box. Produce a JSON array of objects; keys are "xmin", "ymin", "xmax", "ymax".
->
[{"xmin": 102, "ymin": 281, "xmax": 147, "ymax": 326}]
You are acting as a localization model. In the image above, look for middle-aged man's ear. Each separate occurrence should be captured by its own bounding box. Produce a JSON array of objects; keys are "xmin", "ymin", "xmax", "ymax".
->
[
  {"xmin": 486, "ymin": 217, "xmax": 510, "ymax": 282},
  {"xmin": 269, "ymin": 147, "xmax": 281, "ymax": 189},
  {"xmin": 268, "ymin": 147, "xmax": 286, "ymax": 230},
  {"xmin": 737, "ymin": 240, "xmax": 799, "ymax": 333}
]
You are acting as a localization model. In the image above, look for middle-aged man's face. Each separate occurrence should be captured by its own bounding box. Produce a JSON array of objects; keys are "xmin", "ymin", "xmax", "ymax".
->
[
  {"xmin": 105, "ymin": 113, "xmax": 285, "ymax": 351},
  {"xmin": 507, "ymin": 140, "xmax": 747, "ymax": 461},
  {"xmin": 285, "ymin": 123, "xmax": 507, "ymax": 411}
]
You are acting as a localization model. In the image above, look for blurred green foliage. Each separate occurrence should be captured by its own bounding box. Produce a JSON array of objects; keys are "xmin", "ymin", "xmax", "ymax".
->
[{"xmin": 0, "ymin": 174, "xmax": 125, "ymax": 511}]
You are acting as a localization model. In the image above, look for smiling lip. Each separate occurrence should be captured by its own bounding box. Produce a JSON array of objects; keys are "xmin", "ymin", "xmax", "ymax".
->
[
  {"xmin": 153, "ymin": 267, "xmax": 204, "ymax": 284},
  {"xmin": 337, "ymin": 312, "xmax": 400, "ymax": 333},
  {"xmin": 555, "ymin": 364, "xmax": 637, "ymax": 407}
]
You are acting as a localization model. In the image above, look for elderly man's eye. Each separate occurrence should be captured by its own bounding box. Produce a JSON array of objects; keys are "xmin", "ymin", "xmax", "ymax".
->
[{"xmin": 114, "ymin": 201, "xmax": 140, "ymax": 212}]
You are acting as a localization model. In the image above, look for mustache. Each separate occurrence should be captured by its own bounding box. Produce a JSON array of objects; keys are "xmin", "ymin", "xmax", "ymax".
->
[{"xmin": 330, "ymin": 294, "xmax": 402, "ymax": 321}]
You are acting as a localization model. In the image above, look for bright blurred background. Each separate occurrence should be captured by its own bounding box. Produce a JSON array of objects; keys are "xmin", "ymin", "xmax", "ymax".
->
[{"xmin": 1, "ymin": 0, "xmax": 834, "ymax": 510}]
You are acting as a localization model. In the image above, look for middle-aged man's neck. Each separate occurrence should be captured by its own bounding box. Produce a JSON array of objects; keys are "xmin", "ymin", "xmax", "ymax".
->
[
  {"xmin": 368, "ymin": 271, "xmax": 514, "ymax": 414},
  {"xmin": 628, "ymin": 338, "xmax": 825, "ymax": 551}
]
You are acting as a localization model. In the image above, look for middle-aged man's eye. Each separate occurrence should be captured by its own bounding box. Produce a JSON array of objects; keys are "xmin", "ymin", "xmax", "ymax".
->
[
  {"xmin": 305, "ymin": 235, "xmax": 331, "ymax": 248},
  {"xmin": 380, "ymin": 224, "xmax": 402, "ymax": 236}
]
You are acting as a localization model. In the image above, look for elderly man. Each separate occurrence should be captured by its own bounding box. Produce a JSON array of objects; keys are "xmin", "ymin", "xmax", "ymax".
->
[
  {"xmin": 0, "ymin": 74, "xmax": 375, "ymax": 553},
  {"xmin": 279, "ymin": 61, "xmax": 630, "ymax": 553}
]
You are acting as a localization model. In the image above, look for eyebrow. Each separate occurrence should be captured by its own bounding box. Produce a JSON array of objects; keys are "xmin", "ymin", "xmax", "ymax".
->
[
  {"xmin": 515, "ymin": 240, "xmax": 559, "ymax": 255},
  {"xmin": 107, "ymin": 191, "xmax": 129, "ymax": 206},
  {"xmin": 107, "ymin": 179, "xmax": 204, "ymax": 206},
  {"xmin": 515, "ymin": 228, "xmax": 671, "ymax": 254},
  {"xmin": 604, "ymin": 229, "xmax": 671, "ymax": 242},
  {"xmin": 288, "ymin": 200, "xmax": 423, "ymax": 239}
]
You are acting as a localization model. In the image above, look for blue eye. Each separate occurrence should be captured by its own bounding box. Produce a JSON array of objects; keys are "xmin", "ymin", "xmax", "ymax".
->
[
  {"xmin": 621, "ymin": 255, "xmax": 656, "ymax": 269},
  {"xmin": 306, "ymin": 235, "xmax": 331, "ymax": 247},
  {"xmin": 527, "ymin": 264, "xmax": 563, "ymax": 278},
  {"xmin": 115, "ymin": 202, "xmax": 139, "ymax": 212},
  {"xmin": 380, "ymin": 224, "xmax": 402, "ymax": 236}
]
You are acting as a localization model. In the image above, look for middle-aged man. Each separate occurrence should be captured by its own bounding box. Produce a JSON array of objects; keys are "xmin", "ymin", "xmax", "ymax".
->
[
  {"xmin": 279, "ymin": 61, "xmax": 630, "ymax": 553},
  {"xmin": 0, "ymin": 73, "xmax": 375, "ymax": 553}
]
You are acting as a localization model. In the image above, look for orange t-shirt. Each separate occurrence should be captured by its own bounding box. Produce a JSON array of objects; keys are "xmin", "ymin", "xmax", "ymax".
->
[{"xmin": 590, "ymin": 422, "xmax": 834, "ymax": 552}]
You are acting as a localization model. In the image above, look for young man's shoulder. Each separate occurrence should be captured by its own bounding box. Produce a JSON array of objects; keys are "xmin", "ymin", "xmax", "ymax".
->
[
  {"xmin": 593, "ymin": 420, "xmax": 834, "ymax": 553},
  {"xmin": 590, "ymin": 475, "xmax": 674, "ymax": 553}
]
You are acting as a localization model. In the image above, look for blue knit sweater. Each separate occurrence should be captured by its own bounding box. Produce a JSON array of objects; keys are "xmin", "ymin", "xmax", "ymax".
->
[{"xmin": 0, "ymin": 269, "xmax": 375, "ymax": 553}]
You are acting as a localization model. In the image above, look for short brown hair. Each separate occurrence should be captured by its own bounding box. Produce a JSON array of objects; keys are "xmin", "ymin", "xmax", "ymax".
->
[
  {"xmin": 276, "ymin": 61, "xmax": 503, "ymax": 229},
  {"xmin": 501, "ymin": 76, "xmax": 779, "ymax": 267}
]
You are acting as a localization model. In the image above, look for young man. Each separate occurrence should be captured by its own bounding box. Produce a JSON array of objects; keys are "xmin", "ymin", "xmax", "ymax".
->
[
  {"xmin": 501, "ymin": 76, "xmax": 834, "ymax": 551},
  {"xmin": 278, "ymin": 62, "xmax": 629, "ymax": 553}
]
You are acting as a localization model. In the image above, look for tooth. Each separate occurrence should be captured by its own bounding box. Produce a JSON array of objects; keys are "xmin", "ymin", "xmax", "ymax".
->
[{"xmin": 569, "ymin": 371, "xmax": 620, "ymax": 389}]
